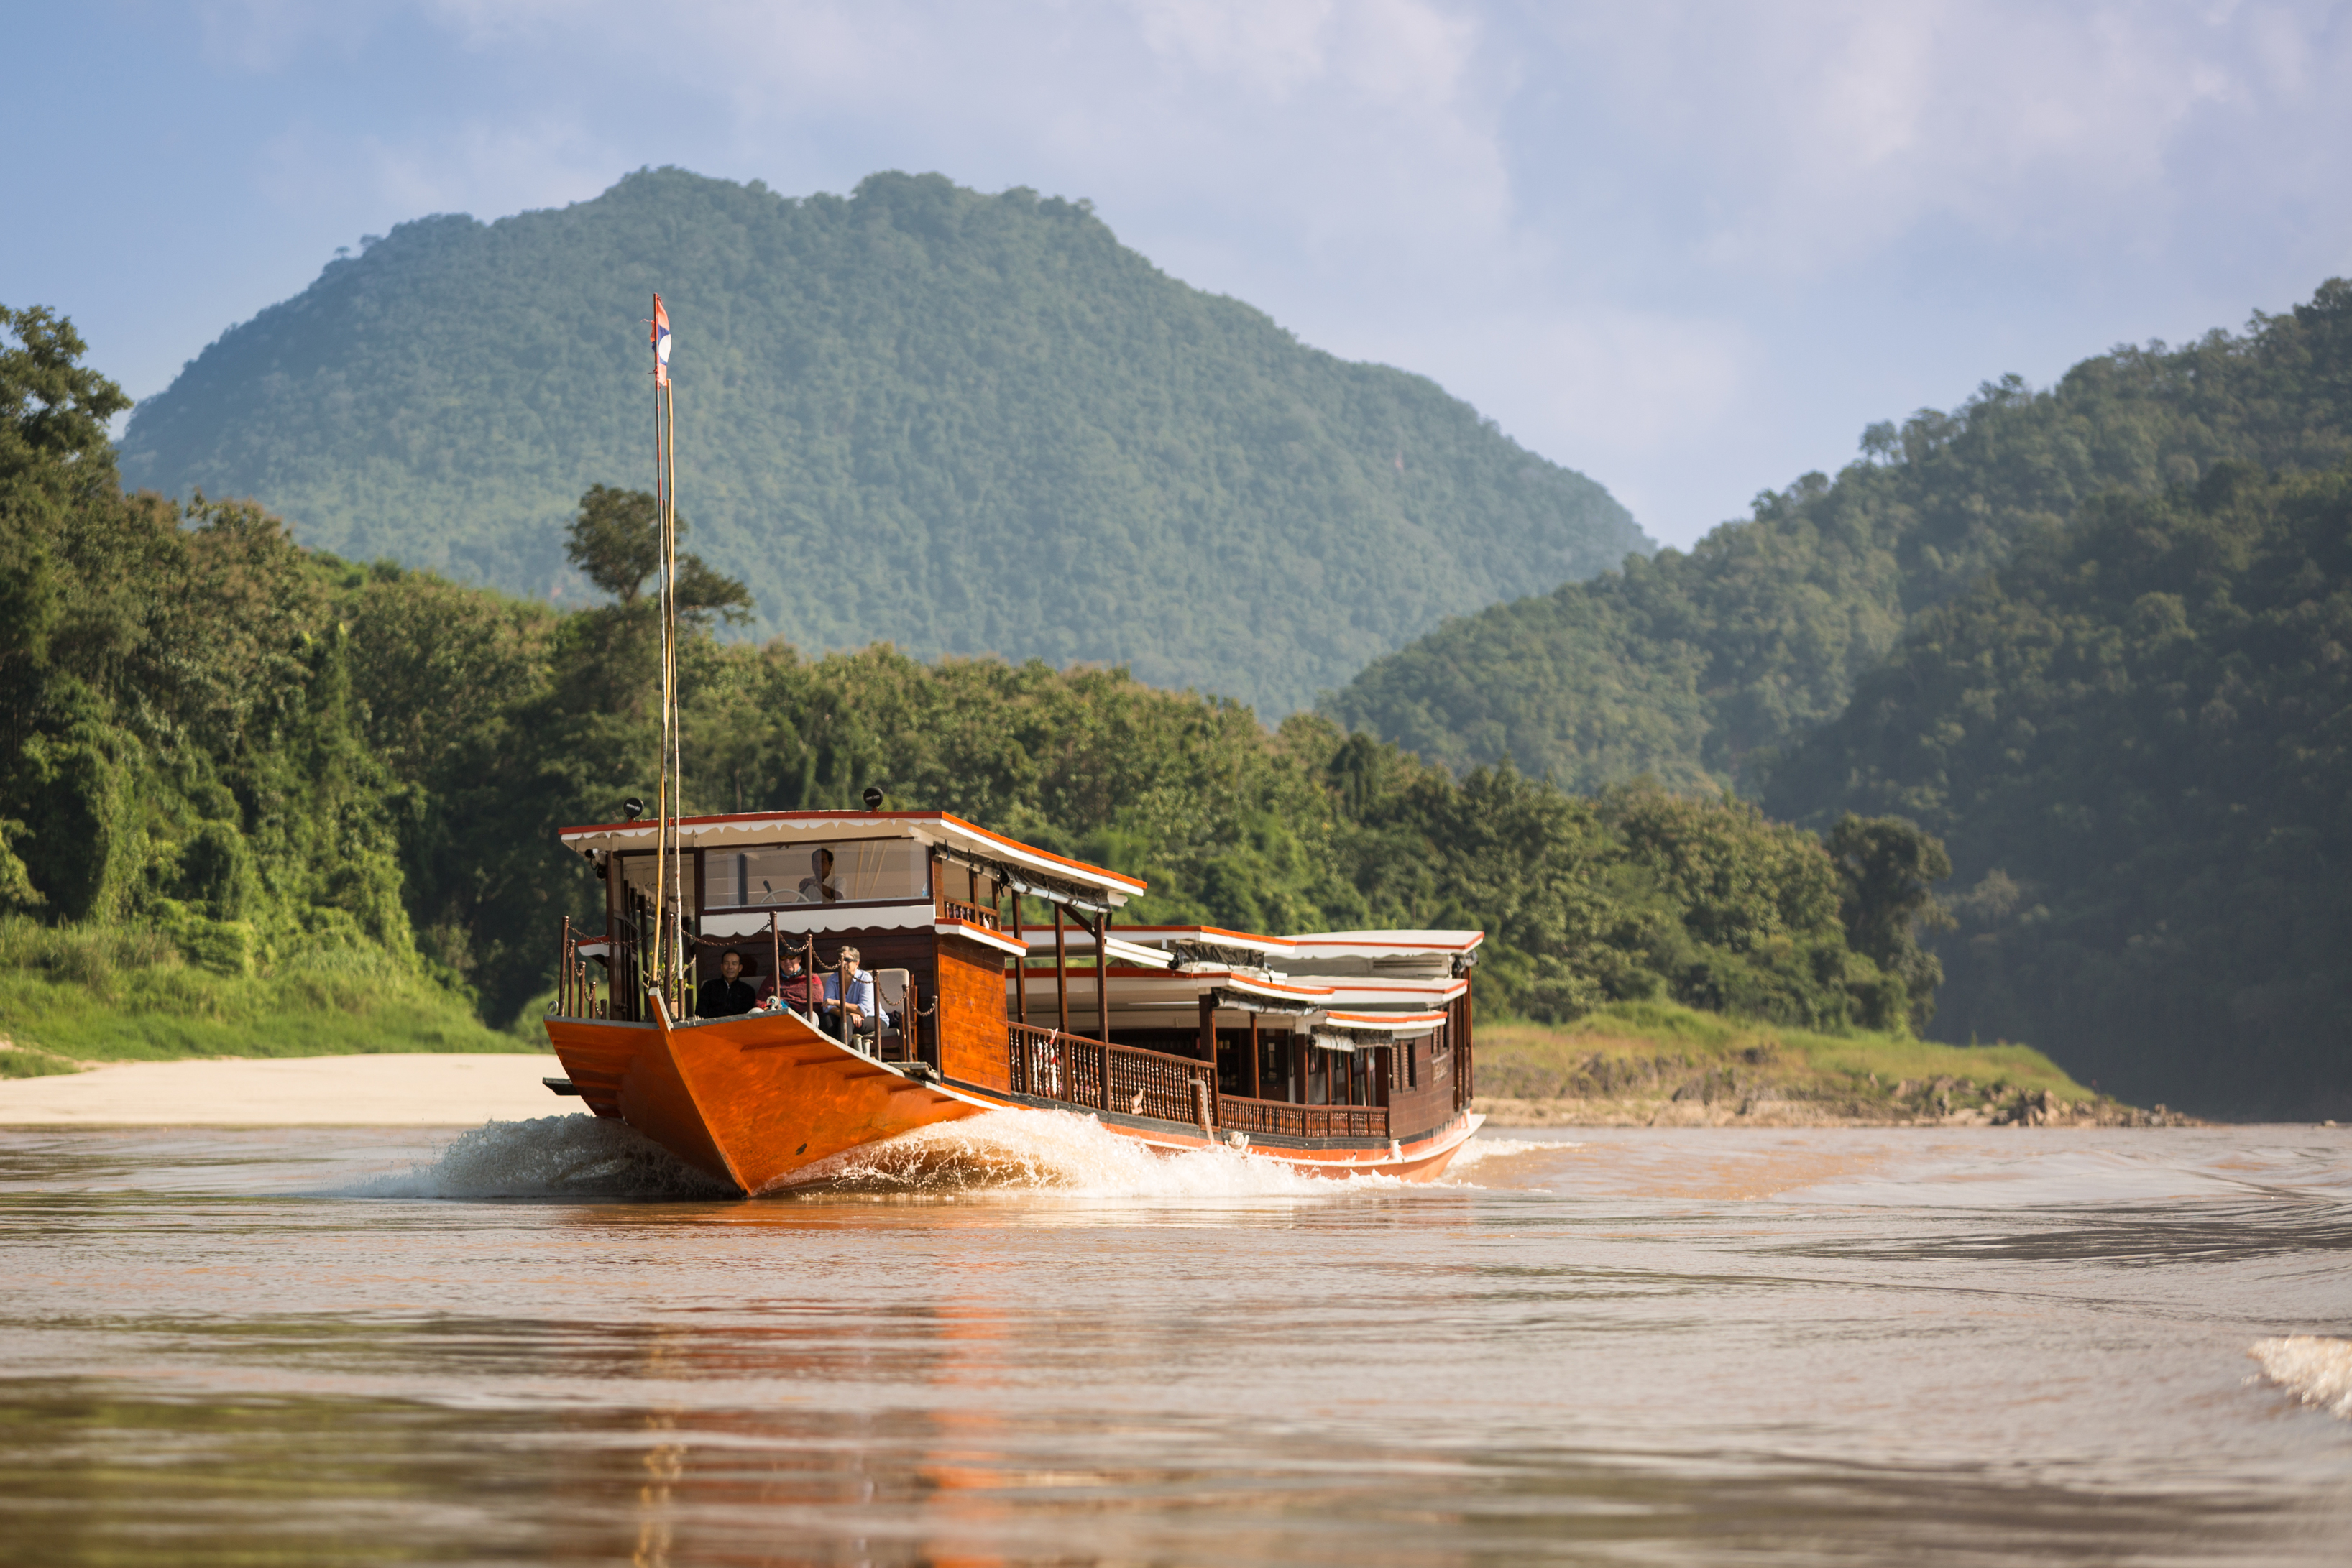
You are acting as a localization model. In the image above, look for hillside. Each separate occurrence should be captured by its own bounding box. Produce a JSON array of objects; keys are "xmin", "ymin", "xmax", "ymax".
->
[
  {"xmin": 1764, "ymin": 462, "xmax": 2352, "ymax": 1120},
  {"xmin": 6, "ymin": 304, "xmax": 1929, "ymax": 1064},
  {"xmin": 115, "ymin": 168, "xmax": 1646, "ymax": 715},
  {"xmin": 1326, "ymin": 281, "xmax": 2352, "ymax": 789}
]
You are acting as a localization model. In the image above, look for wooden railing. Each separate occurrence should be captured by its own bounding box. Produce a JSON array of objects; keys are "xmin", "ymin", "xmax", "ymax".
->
[
  {"xmin": 553, "ymin": 915, "xmax": 644, "ymax": 1020},
  {"xmin": 1007, "ymin": 1023, "xmax": 1213, "ymax": 1125},
  {"xmin": 941, "ymin": 899, "xmax": 1001, "ymax": 931},
  {"xmin": 555, "ymin": 916, "xmax": 605, "ymax": 1019},
  {"xmin": 1005, "ymin": 1025, "xmax": 1392, "ymax": 1141},
  {"xmin": 1218, "ymin": 1097, "xmax": 1389, "ymax": 1141}
]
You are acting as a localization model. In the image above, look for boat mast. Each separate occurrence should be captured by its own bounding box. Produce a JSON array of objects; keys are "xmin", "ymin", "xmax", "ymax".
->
[{"xmin": 649, "ymin": 293, "xmax": 683, "ymax": 1013}]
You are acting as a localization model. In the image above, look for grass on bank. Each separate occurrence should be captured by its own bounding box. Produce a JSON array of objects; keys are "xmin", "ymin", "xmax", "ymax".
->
[
  {"xmin": 0, "ymin": 918, "xmax": 530, "ymax": 1077},
  {"xmin": 1, "ymin": 919, "xmax": 2093, "ymax": 1112},
  {"xmin": 1475, "ymin": 999, "xmax": 2093, "ymax": 1114}
]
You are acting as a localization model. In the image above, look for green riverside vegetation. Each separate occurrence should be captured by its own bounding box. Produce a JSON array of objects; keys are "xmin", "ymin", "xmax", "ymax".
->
[
  {"xmin": 1331, "ymin": 280, "xmax": 2352, "ymax": 1120},
  {"xmin": 1328, "ymin": 280, "xmax": 2352, "ymax": 791},
  {"xmin": 1473, "ymin": 1000, "xmax": 2103, "ymax": 1125},
  {"xmin": 1765, "ymin": 461, "xmax": 2352, "ymax": 1119},
  {"xmin": 0, "ymin": 919, "xmax": 515, "ymax": 1079},
  {"xmin": 114, "ymin": 168, "xmax": 1647, "ymax": 716},
  {"xmin": 4, "ymin": 305, "xmax": 1939, "ymax": 1079}
]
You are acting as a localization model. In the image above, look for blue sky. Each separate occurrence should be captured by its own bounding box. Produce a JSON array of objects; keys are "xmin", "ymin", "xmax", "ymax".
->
[{"xmin": 7, "ymin": 1, "xmax": 2351, "ymax": 549}]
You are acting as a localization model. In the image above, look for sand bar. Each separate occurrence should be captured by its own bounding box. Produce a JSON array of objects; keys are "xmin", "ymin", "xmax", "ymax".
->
[{"xmin": 0, "ymin": 1053, "xmax": 569, "ymax": 1126}]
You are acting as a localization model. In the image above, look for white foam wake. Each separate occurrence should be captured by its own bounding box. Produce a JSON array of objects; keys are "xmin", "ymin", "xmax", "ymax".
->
[
  {"xmin": 349, "ymin": 1115, "xmax": 729, "ymax": 1200},
  {"xmin": 1445, "ymin": 1134, "xmax": 1558, "ymax": 1175},
  {"xmin": 779, "ymin": 1109, "xmax": 1405, "ymax": 1199},
  {"xmin": 2249, "ymin": 1336, "xmax": 2352, "ymax": 1421},
  {"xmin": 344, "ymin": 1108, "xmax": 1505, "ymax": 1202}
]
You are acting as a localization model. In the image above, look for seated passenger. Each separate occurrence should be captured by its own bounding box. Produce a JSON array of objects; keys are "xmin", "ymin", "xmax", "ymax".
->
[
  {"xmin": 757, "ymin": 951, "xmax": 814, "ymax": 1014},
  {"xmin": 819, "ymin": 946, "xmax": 892, "ymax": 1041},
  {"xmin": 697, "ymin": 951, "xmax": 758, "ymax": 1018},
  {"xmin": 798, "ymin": 848, "xmax": 842, "ymax": 904}
]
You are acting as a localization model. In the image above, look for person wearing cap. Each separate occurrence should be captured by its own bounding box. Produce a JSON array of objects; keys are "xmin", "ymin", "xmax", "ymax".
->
[{"xmin": 758, "ymin": 950, "xmax": 814, "ymax": 1014}]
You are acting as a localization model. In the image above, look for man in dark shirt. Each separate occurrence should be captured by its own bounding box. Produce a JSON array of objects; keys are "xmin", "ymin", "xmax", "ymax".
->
[{"xmin": 697, "ymin": 950, "xmax": 758, "ymax": 1018}]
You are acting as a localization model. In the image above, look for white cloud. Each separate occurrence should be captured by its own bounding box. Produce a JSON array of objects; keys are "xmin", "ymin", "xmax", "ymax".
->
[
  {"xmin": 1533, "ymin": 1, "xmax": 2347, "ymax": 275},
  {"xmin": 194, "ymin": 0, "xmax": 389, "ymax": 70},
  {"xmin": 65, "ymin": 0, "xmax": 2352, "ymax": 547}
]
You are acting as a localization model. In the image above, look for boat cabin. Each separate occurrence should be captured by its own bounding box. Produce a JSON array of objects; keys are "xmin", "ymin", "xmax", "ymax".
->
[{"xmin": 550, "ymin": 810, "xmax": 1476, "ymax": 1152}]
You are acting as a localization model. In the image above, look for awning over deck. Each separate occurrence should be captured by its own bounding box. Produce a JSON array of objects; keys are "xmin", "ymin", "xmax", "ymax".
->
[{"xmin": 554, "ymin": 810, "xmax": 1144, "ymax": 908}]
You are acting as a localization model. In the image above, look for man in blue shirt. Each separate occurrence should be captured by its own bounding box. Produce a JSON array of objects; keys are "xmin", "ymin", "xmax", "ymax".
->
[{"xmin": 821, "ymin": 946, "xmax": 888, "ymax": 1043}]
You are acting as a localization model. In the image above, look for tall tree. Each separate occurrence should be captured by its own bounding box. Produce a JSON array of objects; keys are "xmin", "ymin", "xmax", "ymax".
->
[
  {"xmin": 1822, "ymin": 814, "xmax": 1952, "ymax": 1032},
  {"xmin": 563, "ymin": 484, "xmax": 753, "ymax": 624}
]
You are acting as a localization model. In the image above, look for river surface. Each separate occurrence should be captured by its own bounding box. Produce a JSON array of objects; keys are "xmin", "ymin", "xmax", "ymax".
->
[{"xmin": 1, "ymin": 1114, "xmax": 2348, "ymax": 1566}]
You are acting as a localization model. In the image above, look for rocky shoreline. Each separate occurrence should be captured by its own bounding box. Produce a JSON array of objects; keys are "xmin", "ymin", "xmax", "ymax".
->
[{"xmin": 1475, "ymin": 1084, "xmax": 2200, "ymax": 1129}]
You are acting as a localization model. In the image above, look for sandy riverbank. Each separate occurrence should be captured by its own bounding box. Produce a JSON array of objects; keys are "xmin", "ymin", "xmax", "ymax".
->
[{"xmin": 0, "ymin": 1053, "xmax": 568, "ymax": 1126}]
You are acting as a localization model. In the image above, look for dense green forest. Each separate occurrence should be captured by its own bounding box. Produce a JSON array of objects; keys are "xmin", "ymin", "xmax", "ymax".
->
[
  {"xmin": 5, "ymin": 305, "xmax": 1930, "ymax": 1061},
  {"xmin": 1327, "ymin": 280, "xmax": 2352, "ymax": 792},
  {"xmin": 1765, "ymin": 461, "xmax": 2352, "ymax": 1118},
  {"xmin": 115, "ymin": 168, "xmax": 1646, "ymax": 716},
  {"xmin": 1320, "ymin": 279, "xmax": 2352, "ymax": 1117}
]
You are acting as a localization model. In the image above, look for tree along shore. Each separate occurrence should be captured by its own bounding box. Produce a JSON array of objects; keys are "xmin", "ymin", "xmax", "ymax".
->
[{"xmin": 11, "ymin": 305, "xmax": 1954, "ymax": 1083}]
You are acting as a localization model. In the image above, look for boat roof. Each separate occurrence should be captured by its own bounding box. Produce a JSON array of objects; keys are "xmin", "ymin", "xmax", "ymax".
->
[
  {"xmin": 1285, "ymin": 930, "xmax": 1484, "ymax": 958},
  {"xmin": 1106, "ymin": 925, "xmax": 1298, "ymax": 956},
  {"xmin": 553, "ymin": 810, "xmax": 1144, "ymax": 906},
  {"xmin": 1096, "ymin": 926, "xmax": 1484, "ymax": 961}
]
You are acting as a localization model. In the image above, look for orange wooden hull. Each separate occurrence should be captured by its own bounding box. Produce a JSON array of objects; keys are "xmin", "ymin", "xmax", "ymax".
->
[{"xmin": 543, "ymin": 1005, "xmax": 1482, "ymax": 1195}]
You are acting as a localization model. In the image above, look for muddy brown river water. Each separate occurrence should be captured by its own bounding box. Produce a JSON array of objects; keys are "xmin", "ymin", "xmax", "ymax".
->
[{"xmin": 1, "ymin": 1114, "xmax": 2347, "ymax": 1565}]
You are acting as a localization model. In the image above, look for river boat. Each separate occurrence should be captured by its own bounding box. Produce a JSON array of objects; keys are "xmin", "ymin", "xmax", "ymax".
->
[{"xmin": 540, "ymin": 808, "xmax": 1483, "ymax": 1193}]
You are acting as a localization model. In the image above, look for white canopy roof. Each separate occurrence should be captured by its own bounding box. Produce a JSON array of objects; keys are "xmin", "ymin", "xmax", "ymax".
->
[
  {"xmin": 1284, "ymin": 930, "xmax": 1484, "ymax": 959},
  {"xmin": 1019, "ymin": 929, "xmax": 1175, "ymax": 969},
  {"xmin": 554, "ymin": 811, "xmax": 1144, "ymax": 907}
]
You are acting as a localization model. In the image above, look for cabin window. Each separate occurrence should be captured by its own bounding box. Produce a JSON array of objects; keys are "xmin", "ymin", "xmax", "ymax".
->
[
  {"xmin": 618, "ymin": 852, "xmax": 689, "ymax": 913},
  {"xmin": 1406, "ymin": 1041, "xmax": 1418, "ymax": 1088},
  {"xmin": 700, "ymin": 839, "xmax": 932, "ymax": 909}
]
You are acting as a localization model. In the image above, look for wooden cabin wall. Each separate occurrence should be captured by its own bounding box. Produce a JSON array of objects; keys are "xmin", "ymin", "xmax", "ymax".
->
[
  {"xmin": 935, "ymin": 934, "xmax": 1011, "ymax": 1090},
  {"xmin": 1452, "ymin": 990, "xmax": 1474, "ymax": 1109},
  {"xmin": 1387, "ymin": 1030, "xmax": 1458, "ymax": 1143}
]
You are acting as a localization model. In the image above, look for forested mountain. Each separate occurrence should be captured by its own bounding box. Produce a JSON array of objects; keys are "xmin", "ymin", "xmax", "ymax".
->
[
  {"xmin": 6, "ymin": 306, "xmax": 1926, "ymax": 1046},
  {"xmin": 115, "ymin": 168, "xmax": 1645, "ymax": 715},
  {"xmin": 1327, "ymin": 282, "xmax": 2352, "ymax": 790},
  {"xmin": 1765, "ymin": 462, "xmax": 2352, "ymax": 1118}
]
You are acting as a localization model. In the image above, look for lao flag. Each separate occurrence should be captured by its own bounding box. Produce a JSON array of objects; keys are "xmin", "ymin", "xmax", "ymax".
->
[{"xmin": 650, "ymin": 294, "xmax": 672, "ymax": 386}]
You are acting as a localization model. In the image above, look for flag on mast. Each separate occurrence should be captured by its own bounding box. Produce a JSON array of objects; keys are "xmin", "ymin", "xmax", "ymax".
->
[{"xmin": 650, "ymin": 294, "xmax": 672, "ymax": 386}]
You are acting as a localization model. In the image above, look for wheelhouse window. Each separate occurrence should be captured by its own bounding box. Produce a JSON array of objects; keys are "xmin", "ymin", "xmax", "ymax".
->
[{"xmin": 703, "ymin": 839, "xmax": 932, "ymax": 909}]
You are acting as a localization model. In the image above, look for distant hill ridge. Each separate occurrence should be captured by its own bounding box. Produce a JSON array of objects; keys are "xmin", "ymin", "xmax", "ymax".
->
[
  {"xmin": 119, "ymin": 167, "xmax": 1648, "ymax": 714},
  {"xmin": 1326, "ymin": 281, "xmax": 2352, "ymax": 789},
  {"xmin": 1325, "ymin": 278, "xmax": 2352, "ymax": 1115}
]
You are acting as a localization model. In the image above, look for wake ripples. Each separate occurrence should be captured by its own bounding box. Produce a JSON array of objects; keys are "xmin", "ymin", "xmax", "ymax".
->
[{"xmin": 346, "ymin": 1110, "xmax": 1538, "ymax": 1202}]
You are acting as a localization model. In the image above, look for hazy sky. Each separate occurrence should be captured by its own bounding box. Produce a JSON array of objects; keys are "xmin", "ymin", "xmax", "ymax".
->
[{"xmin": 9, "ymin": 1, "xmax": 2351, "ymax": 548}]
